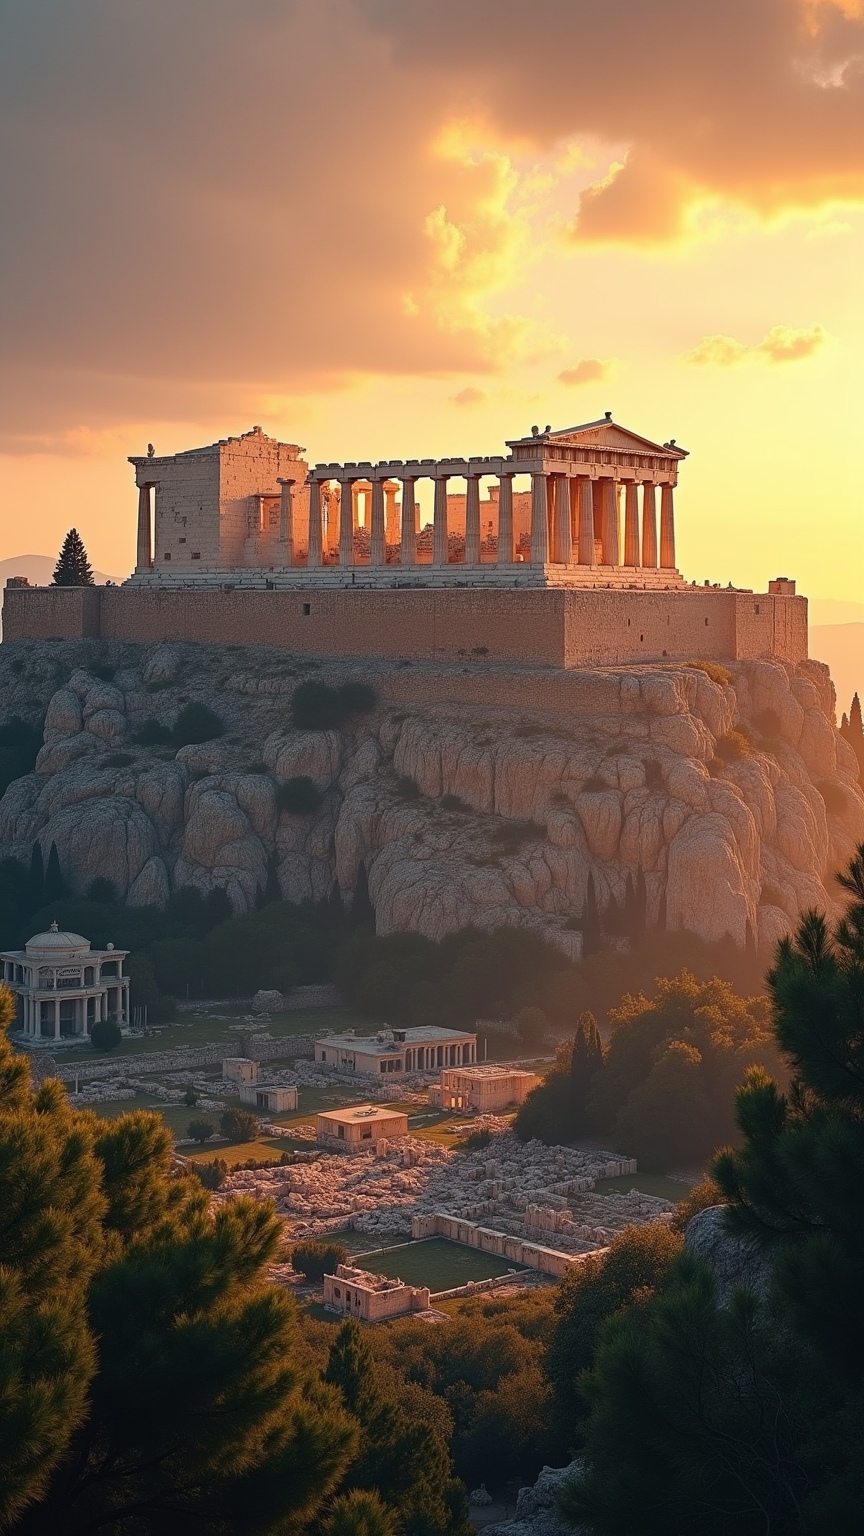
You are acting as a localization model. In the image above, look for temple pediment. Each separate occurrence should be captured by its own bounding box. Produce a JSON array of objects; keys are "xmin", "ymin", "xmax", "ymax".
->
[{"xmin": 508, "ymin": 416, "xmax": 688, "ymax": 459}]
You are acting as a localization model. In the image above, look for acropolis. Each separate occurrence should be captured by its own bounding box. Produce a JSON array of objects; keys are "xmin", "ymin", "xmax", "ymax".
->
[{"xmin": 3, "ymin": 416, "xmax": 807, "ymax": 669}]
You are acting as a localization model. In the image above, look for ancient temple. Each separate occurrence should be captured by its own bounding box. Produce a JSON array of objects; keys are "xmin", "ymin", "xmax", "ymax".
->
[{"xmin": 128, "ymin": 416, "xmax": 687, "ymax": 590}]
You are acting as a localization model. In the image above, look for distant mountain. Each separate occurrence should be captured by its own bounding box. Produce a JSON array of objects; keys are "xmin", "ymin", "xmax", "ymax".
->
[
  {"xmin": 810, "ymin": 625, "xmax": 864, "ymax": 718},
  {"xmin": 0, "ymin": 553, "xmax": 124, "ymax": 588}
]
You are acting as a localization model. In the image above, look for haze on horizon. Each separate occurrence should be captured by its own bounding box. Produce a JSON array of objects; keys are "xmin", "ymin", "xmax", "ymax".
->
[{"xmin": 0, "ymin": 0, "xmax": 862, "ymax": 604}]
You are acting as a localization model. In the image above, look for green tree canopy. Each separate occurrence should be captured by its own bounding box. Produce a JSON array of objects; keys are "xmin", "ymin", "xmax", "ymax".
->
[
  {"xmin": 561, "ymin": 846, "xmax": 864, "ymax": 1535},
  {"xmin": 52, "ymin": 529, "xmax": 94, "ymax": 587},
  {"xmin": 588, "ymin": 970, "xmax": 779, "ymax": 1168},
  {"xmin": 0, "ymin": 983, "xmax": 355, "ymax": 1534}
]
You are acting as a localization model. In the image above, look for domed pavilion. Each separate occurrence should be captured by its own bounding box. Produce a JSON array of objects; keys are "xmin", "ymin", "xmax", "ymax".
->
[{"xmin": 1, "ymin": 923, "xmax": 129, "ymax": 1040}]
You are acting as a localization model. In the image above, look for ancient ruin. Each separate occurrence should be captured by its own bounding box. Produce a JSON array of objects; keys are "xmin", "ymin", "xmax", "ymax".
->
[
  {"xmin": 4, "ymin": 419, "xmax": 806, "ymax": 670},
  {"xmin": 1, "ymin": 924, "xmax": 130, "ymax": 1039}
]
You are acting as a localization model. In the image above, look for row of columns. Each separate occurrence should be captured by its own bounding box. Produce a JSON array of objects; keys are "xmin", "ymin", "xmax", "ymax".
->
[
  {"xmin": 20, "ymin": 984, "xmax": 128, "ymax": 1037},
  {"xmin": 404, "ymin": 1040, "xmax": 476, "ymax": 1070},
  {"xmin": 293, "ymin": 470, "xmax": 675, "ymax": 571}
]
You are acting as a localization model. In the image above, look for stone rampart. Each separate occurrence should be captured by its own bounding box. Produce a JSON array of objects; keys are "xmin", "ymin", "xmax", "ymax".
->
[{"xmin": 2, "ymin": 585, "xmax": 807, "ymax": 668}]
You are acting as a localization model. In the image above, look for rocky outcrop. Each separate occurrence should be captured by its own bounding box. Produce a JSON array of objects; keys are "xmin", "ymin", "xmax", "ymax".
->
[
  {"xmin": 484, "ymin": 1461, "xmax": 586, "ymax": 1536},
  {"xmin": 1, "ymin": 639, "xmax": 861, "ymax": 951},
  {"xmin": 684, "ymin": 1204, "xmax": 772, "ymax": 1305}
]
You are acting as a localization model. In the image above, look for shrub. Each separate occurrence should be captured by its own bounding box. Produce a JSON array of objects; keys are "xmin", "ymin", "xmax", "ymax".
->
[
  {"xmin": 440, "ymin": 793, "xmax": 471, "ymax": 813},
  {"xmin": 85, "ymin": 877, "xmax": 116, "ymax": 904},
  {"xmin": 490, "ymin": 819, "xmax": 545, "ymax": 853},
  {"xmin": 337, "ymin": 680, "xmax": 378, "ymax": 715},
  {"xmin": 290, "ymin": 1239, "xmax": 349, "ymax": 1283},
  {"xmin": 101, "ymin": 753, "xmax": 134, "ymax": 769},
  {"xmin": 131, "ymin": 717, "xmax": 171, "ymax": 746},
  {"xmin": 192, "ymin": 1157, "xmax": 229, "ymax": 1189},
  {"xmin": 395, "ymin": 775, "xmax": 421, "ymax": 801},
  {"xmin": 276, "ymin": 775, "xmax": 323, "ymax": 815},
  {"xmin": 515, "ymin": 1005, "xmax": 549, "ymax": 1047},
  {"xmin": 707, "ymin": 756, "xmax": 725, "ymax": 776},
  {"xmin": 686, "ymin": 659, "xmax": 731, "ymax": 686},
  {"xmin": 90, "ymin": 1018, "xmax": 122, "ymax": 1052},
  {"xmin": 187, "ymin": 1119, "xmax": 215, "ymax": 1144},
  {"xmin": 715, "ymin": 729, "xmax": 751, "ymax": 762},
  {"xmin": 219, "ymin": 1107, "xmax": 259, "ymax": 1143},
  {"xmin": 460, "ymin": 1127, "xmax": 492, "ymax": 1150},
  {"xmin": 290, "ymin": 680, "xmax": 378, "ymax": 730},
  {"xmin": 818, "ymin": 780, "xmax": 847, "ymax": 816},
  {"xmin": 0, "ymin": 715, "xmax": 43, "ymax": 797},
  {"xmin": 183, "ymin": 1086, "xmax": 198, "ymax": 1107},
  {"xmin": 754, "ymin": 707, "xmax": 782, "ymax": 738},
  {"xmin": 171, "ymin": 702, "xmax": 225, "ymax": 747},
  {"xmin": 89, "ymin": 662, "xmax": 116, "ymax": 681}
]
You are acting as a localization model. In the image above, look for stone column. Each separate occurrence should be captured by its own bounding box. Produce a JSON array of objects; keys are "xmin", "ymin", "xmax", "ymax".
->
[
  {"xmin": 277, "ymin": 477, "xmax": 295, "ymax": 566},
  {"xmin": 433, "ymin": 474, "xmax": 449, "ymax": 567},
  {"xmin": 601, "ymin": 478, "xmax": 620, "ymax": 566},
  {"xmin": 576, "ymin": 478, "xmax": 595, "ymax": 565},
  {"xmin": 370, "ymin": 479, "xmax": 386, "ymax": 567},
  {"xmin": 530, "ymin": 472, "xmax": 549, "ymax": 565},
  {"xmin": 339, "ymin": 479, "xmax": 355, "ymax": 565},
  {"xmin": 465, "ymin": 475, "xmax": 481, "ymax": 565},
  {"xmin": 401, "ymin": 477, "xmax": 417, "ymax": 566},
  {"xmin": 641, "ymin": 482, "xmax": 657, "ymax": 568},
  {"xmin": 384, "ymin": 481, "xmax": 400, "ymax": 548},
  {"xmin": 623, "ymin": 482, "xmax": 640, "ymax": 567},
  {"xmin": 307, "ymin": 479, "xmax": 324, "ymax": 566},
  {"xmin": 660, "ymin": 483, "xmax": 676, "ymax": 568},
  {"xmin": 554, "ymin": 475, "xmax": 573, "ymax": 564},
  {"xmin": 54, "ymin": 996, "xmax": 60, "ymax": 1041},
  {"xmin": 136, "ymin": 485, "xmax": 153, "ymax": 570},
  {"xmin": 497, "ymin": 475, "xmax": 514, "ymax": 564}
]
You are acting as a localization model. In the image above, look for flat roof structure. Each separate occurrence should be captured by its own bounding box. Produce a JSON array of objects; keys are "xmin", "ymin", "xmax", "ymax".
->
[
  {"xmin": 316, "ymin": 1025, "xmax": 476, "ymax": 1076},
  {"xmin": 430, "ymin": 1064, "xmax": 541, "ymax": 1114},
  {"xmin": 317, "ymin": 1104, "xmax": 409, "ymax": 1152}
]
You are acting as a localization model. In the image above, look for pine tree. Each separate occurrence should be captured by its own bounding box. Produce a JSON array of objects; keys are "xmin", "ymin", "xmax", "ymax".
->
[
  {"xmin": 715, "ymin": 842, "xmax": 864, "ymax": 1378},
  {"xmin": 0, "ymin": 984, "xmax": 355, "ymax": 1533},
  {"xmin": 324, "ymin": 1321, "xmax": 471, "ymax": 1536},
  {"xmin": 52, "ymin": 529, "xmax": 94, "ymax": 587}
]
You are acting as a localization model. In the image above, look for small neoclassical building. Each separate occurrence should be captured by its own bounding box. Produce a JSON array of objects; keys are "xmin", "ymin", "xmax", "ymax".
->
[{"xmin": 1, "ymin": 924, "xmax": 130, "ymax": 1040}]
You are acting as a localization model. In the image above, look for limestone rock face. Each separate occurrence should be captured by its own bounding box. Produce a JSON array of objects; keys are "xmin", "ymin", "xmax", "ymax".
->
[
  {"xmin": 684, "ymin": 1205, "xmax": 771, "ymax": 1306},
  {"xmin": 484, "ymin": 1461, "xmax": 586, "ymax": 1536},
  {"xmin": 0, "ymin": 642, "xmax": 860, "ymax": 945}
]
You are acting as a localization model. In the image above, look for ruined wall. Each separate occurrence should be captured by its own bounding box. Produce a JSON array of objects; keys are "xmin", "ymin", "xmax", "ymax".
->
[{"xmin": 3, "ymin": 585, "xmax": 809, "ymax": 668}]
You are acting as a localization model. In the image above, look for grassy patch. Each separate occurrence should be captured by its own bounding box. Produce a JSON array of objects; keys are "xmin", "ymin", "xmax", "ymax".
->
[
  {"xmin": 593, "ymin": 1173, "xmax": 695, "ymax": 1201},
  {"xmin": 352, "ymin": 1237, "xmax": 527, "ymax": 1292}
]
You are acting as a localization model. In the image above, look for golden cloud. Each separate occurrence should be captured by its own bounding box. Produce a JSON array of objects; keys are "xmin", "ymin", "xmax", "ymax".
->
[
  {"xmin": 683, "ymin": 324, "xmax": 830, "ymax": 367},
  {"xmin": 451, "ymin": 386, "xmax": 487, "ymax": 405},
  {"xmin": 558, "ymin": 359, "xmax": 615, "ymax": 386}
]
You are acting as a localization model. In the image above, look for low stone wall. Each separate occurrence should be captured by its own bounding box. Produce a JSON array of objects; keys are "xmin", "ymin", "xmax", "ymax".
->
[
  {"xmin": 50, "ymin": 1034, "xmax": 319, "ymax": 1083},
  {"xmin": 412, "ymin": 1211, "xmax": 604, "ymax": 1278}
]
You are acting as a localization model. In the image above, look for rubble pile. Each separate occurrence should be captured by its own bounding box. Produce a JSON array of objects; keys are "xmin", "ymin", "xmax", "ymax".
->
[{"xmin": 216, "ymin": 1132, "xmax": 675, "ymax": 1252}]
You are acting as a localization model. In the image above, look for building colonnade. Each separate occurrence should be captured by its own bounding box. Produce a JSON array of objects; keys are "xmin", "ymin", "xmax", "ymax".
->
[{"xmin": 273, "ymin": 459, "xmax": 677, "ymax": 573}]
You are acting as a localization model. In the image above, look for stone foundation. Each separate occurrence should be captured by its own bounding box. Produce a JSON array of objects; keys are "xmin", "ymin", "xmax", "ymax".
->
[{"xmin": 3, "ymin": 584, "xmax": 807, "ymax": 669}]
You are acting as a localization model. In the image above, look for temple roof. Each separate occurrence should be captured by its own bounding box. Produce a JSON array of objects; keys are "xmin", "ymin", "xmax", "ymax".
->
[{"xmin": 506, "ymin": 413, "xmax": 688, "ymax": 458}]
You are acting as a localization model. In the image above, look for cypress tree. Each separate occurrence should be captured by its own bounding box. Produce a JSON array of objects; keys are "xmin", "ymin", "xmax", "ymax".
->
[
  {"xmin": 52, "ymin": 529, "xmax": 94, "ymax": 587},
  {"xmin": 583, "ymin": 871, "xmax": 602, "ymax": 955},
  {"xmin": 351, "ymin": 862, "xmax": 375, "ymax": 931},
  {"xmin": 28, "ymin": 841, "xmax": 44, "ymax": 912},
  {"xmin": 570, "ymin": 1010, "xmax": 604, "ymax": 1130},
  {"xmin": 43, "ymin": 842, "xmax": 67, "ymax": 904}
]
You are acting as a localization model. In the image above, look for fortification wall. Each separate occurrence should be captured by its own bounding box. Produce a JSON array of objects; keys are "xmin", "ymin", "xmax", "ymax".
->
[{"xmin": 2, "ymin": 584, "xmax": 808, "ymax": 668}]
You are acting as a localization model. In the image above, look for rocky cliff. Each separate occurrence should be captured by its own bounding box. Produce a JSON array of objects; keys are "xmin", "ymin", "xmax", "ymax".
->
[{"xmin": 1, "ymin": 638, "xmax": 862, "ymax": 952}]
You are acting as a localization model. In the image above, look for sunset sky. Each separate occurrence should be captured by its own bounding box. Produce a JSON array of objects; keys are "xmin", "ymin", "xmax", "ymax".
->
[{"xmin": 1, "ymin": 0, "xmax": 863, "ymax": 599}]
